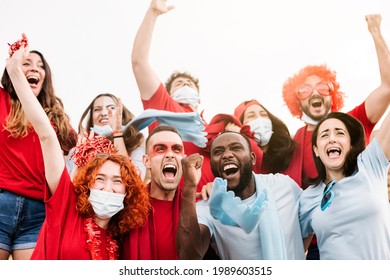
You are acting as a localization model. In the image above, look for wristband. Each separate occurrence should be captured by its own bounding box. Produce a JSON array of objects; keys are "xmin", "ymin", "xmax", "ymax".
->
[{"xmin": 113, "ymin": 135, "xmax": 123, "ymax": 139}]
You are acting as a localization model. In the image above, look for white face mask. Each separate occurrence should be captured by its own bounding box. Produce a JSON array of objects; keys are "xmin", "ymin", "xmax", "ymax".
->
[
  {"xmin": 301, "ymin": 112, "xmax": 319, "ymax": 126},
  {"xmin": 88, "ymin": 189, "xmax": 125, "ymax": 219},
  {"xmin": 90, "ymin": 124, "xmax": 126, "ymax": 136},
  {"xmin": 247, "ymin": 118, "xmax": 273, "ymax": 146},
  {"xmin": 171, "ymin": 86, "xmax": 200, "ymax": 110},
  {"xmin": 90, "ymin": 124, "xmax": 113, "ymax": 136}
]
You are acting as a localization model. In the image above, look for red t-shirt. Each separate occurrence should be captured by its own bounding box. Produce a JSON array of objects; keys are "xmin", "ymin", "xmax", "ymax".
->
[
  {"xmin": 120, "ymin": 184, "xmax": 182, "ymax": 260},
  {"xmin": 151, "ymin": 198, "xmax": 177, "ymax": 260},
  {"xmin": 31, "ymin": 168, "xmax": 113, "ymax": 260},
  {"xmin": 0, "ymin": 88, "xmax": 45, "ymax": 200}
]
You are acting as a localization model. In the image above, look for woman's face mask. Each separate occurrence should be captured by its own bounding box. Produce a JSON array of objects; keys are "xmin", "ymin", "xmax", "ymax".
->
[
  {"xmin": 88, "ymin": 189, "xmax": 125, "ymax": 219},
  {"xmin": 90, "ymin": 124, "xmax": 126, "ymax": 136},
  {"xmin": 247, "ymin": 118, "xmax": 273, "ymax": 146},
  {"xmin": 171, "ymin": 86, "xmax": 200, "ymax": 111}
]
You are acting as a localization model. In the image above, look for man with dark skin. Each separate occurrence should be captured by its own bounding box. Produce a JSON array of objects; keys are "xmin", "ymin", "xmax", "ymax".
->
[{"xmin": 177, "ymin": 132, "xmax": 304, "ymax": 260}]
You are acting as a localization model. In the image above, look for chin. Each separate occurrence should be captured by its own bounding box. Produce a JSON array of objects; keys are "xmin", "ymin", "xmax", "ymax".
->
[{"xmin": 161, "ymin": 182, "xmax": 179, "ymax": 191}]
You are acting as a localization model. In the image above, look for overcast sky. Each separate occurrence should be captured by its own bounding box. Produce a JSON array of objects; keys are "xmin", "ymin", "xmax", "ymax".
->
[{"xmin": 1, "ymin": 0, "xmax": 389, "ymax": 134}]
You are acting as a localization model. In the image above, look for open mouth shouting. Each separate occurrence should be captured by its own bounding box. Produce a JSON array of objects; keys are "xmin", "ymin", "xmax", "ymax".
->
[
  {"xmin": 27, "ymin": 75, "xmax": 39, "ymax": 85},
  {"xmin": 162, "ymin": 163, "xmax": 178, "ymax": 182},
  {"xmin": 326, "ymin": 147, "xmax": 341, "ymax": 159},
  {"xmin": 222, "ymin": 162, "xmax": 239, "ymax": 180},
  {"xmin": 309, "ymin": 97, "xmax": 324, "ymax": 108}
]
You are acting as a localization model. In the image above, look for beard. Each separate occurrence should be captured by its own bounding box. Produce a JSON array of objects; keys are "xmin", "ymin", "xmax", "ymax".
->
[
  {"xmin": 301, "ymin": 96, "xmax": 332, "ymax": 121},
  {"xmin": 228, "ymin": 160, "xmax": 253, "ymax": 196},
  {"xmin": 211, "ymin": 159, "xmax": 253, "ymax": 196}
]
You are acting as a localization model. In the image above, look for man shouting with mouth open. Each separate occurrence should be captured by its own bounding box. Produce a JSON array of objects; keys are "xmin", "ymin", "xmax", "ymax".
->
[{"xmin": 177, "ymin": 131, "xmax": 305, "ymax": 260}]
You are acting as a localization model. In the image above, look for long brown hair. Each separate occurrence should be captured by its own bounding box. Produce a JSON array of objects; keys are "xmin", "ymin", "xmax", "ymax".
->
[
  {"xmin": 78, "ymin": 93, "xmax": 144, "ymax": 155},
  {"xmin": 1, "ymin": 50, "xmax": 77, "ymax": 154}
]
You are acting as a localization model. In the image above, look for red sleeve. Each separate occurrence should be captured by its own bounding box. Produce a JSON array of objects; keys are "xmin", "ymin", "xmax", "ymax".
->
[
  {"xmin": 142, "ymin": 83, "xmax": 194, "ymax": 132},
  {"xmin": 142, "ymin": 83, "xmax": 193, "ymax": 112},
  {"xmin": 44, "ymin": 168, "xmax": 77, "ymax": 227},
  {"xmin": 347, "ymin": 101, "xmax": 375, "ymax": 144}
]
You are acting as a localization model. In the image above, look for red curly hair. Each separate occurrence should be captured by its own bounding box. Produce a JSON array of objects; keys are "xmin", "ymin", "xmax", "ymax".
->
[
  {"xmin": 282, "ymin": 64, "xmax": 345, "ymax": 118},
  {"xmin": 73, "ymin": 154, "xmax": 150, "ymax": 239}
]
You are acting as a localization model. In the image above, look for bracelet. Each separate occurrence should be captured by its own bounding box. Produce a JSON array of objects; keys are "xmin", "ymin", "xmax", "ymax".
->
[
  {"xmin": 113, "ymin": 135, "xmax": 123, "ymax": 139},
  {"xmin": 112, "ymin": 130, "xmax": 123, "ymax": 135}
]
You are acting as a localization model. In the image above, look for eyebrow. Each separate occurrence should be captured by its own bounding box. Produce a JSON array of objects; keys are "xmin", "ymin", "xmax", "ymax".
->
[
  {"xmin": 96, "ymin": 173, "xmax": 122, "ymax": 178},
  {"xmin": 320, "ymin": 127, "xmax": 345, "ymax": 135}
]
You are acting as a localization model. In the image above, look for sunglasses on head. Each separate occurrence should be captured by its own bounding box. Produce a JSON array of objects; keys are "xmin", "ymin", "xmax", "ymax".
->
[
  {"xmin": 296, "ymin": 81, "xmax": 333, "ymax": 100},
  {"xmin": 321, "ymin": 179, "xmax": 336, "ymax": 211}
]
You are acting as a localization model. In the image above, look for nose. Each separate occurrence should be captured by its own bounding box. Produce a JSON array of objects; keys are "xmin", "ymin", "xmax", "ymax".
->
[
  {"xmin": 102, "ymin": 181, "xmax": 114, "ymax": 192},
  {"xmin": 30, "ymin": 64, "xmax": 39, "ymax": 72},
  {"xmin": 164, "ymin": 150, "xmax": 175, "ymax": 159},
  {"xmin": 221, "ymin": 149, "xmax": 234, "ymax": 160},
  {"xmin": 100, "ymin": 108, "xmax": 108, "ymax": 116},
  {"xmin": 328, "ymin": 133, "xmax": 336, "ymax": 143}
]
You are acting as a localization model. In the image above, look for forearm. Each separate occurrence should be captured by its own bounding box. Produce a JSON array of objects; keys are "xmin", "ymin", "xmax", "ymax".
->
[
  {"xmin": 371, "ymin": 27, "xmax": 390, "ymax": 88},
  {"xmin": 7, "ymin": 68, "xmax": 55, "ymax": 140},
  {"xmin": 131, "ymin": 7, "xmax": 161, "ymax": 100},
  {"xmin": 132, "ymin": 8, "xmax": 157, "ymax": 69},
  {"xmin": 365, "ymin": 16, "xmax": 390, "ymax": 123},
  {"xmin": 176, "ymin": 185, "xmax": 205, "ymax": 260},
  {"xmin": 113, "ymin": 136, "xmax": 128, "ymax": 156}
]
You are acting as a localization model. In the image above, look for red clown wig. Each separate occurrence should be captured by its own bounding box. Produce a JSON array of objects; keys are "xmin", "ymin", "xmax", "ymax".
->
[{"xmin": 282, "ymin": 64, "xmax": 345, "ymax": 118}]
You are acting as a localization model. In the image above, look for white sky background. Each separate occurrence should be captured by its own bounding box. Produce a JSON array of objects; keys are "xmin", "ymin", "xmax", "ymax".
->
[{"xmin": 1, "ymin": 0, "xmax": 390, "ymax": 135}]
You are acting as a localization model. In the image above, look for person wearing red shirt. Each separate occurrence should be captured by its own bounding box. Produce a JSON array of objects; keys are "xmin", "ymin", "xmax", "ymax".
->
[
  {"xmin": 6, "ymin": 46, "xmax": 150, "ymax": 260},
  {"xmin": 281, "ymin": 14, "xmax": 390, "ymax": 259},
  {"xmin": 0, "ymin": 42, "xmax": 77, "ymax": 259},
  {"xmin": 121, "ymin": 125, "xmax": 185, "ymax": 259}
]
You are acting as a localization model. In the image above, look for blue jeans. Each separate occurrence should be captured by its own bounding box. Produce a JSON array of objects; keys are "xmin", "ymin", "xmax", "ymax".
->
[{"xmin": 0, "ymin": 189, "xmax": 45, "ymax": 252}]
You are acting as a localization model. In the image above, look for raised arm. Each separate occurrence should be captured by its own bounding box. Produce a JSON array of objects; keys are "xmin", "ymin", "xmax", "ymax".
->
[
  {"xmin": 364, "ymin": 14, "xmax": 390, "ymax": 124},
  {"xmin": 6, "ymin": 47, "xmax": 64, "ymax": 195},
  {"xmin": 177, "ymin": 153, "xmax": 211, "ymax": 259},
  {"xmin": 132, "ymin": 0, "xmax": 174, "ymax": 100},
  {"xmin": 376, "ymin": 103, "xmax": 390, "ymax": 160}
]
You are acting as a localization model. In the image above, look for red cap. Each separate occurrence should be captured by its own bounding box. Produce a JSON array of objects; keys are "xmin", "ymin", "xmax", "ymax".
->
[{"xmin": 233, "ymin": 99, "xmax": 261, "ymax": 120}]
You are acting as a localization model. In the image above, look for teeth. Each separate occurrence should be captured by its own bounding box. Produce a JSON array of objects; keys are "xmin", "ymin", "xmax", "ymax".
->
[
  {"xmin": 164, "ymin": 164, "xmax": 176, "ymax": 170},
  {"xmin": 27, "ymin": 76, "xmax": 39, "ymax": 84},
  {"xmin": 327, "ymin": 147, "xmax": 341, "ymax": 155},
  {"xmin": 223, "ymin": 164, "xmax": 237, "ymax": 171}
]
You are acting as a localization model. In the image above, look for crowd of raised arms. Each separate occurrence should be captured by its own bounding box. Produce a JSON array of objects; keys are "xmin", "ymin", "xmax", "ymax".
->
[{"xmin": 1, "ymin": 0, "xmax": 390, "ymax": 260}]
